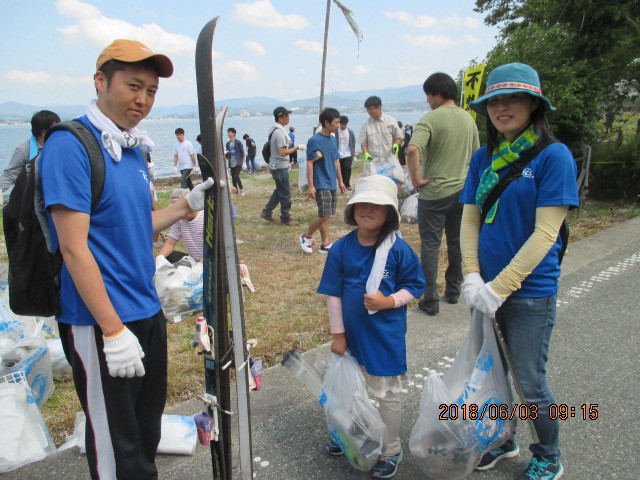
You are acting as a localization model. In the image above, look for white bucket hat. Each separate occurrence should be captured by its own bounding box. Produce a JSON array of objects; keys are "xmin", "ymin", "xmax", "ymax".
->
[{"xmin": 344, "ymin": 175, "xmax": 400, "ymax": 230}]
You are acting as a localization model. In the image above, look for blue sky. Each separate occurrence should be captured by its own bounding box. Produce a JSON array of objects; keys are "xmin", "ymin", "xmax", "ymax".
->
[{"xmin": 0, "ymin": 0, "xmax": 499, "ymax": 107}]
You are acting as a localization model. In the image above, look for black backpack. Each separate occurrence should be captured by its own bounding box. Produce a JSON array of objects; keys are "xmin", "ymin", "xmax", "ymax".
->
[
  {"xmin": 261, "ymin": 128, "xmax": 276, "ymax": 164},
  {"xmin": 3, "ymin": 120, "xmax": 105, "ymax": 316}
]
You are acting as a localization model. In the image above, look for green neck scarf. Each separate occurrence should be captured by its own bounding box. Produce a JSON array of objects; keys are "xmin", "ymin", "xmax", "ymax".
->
[{"xmin": 475, "ymin": 126, "xmax": 539, "ymax": 223}]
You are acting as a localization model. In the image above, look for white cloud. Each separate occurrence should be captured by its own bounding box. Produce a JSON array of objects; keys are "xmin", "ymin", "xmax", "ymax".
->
[
  {"xmin": 385, "ymin": 10, "xmax": 481, "ymax": 29},
  {"xmin": 5, "ymin": 69, "xmax": 92, "ymax": 86},
  {"xmin": 354, "ymin": 65, "xmax": 369, "ymax": 75},
  {"xmin": 383, "ymin": 11, "xmax": 438, "ymax": 28},
  {"xmin": 232, "ymin": 0, "xmax": 309, "ymax": 29},
  {"xmin": 295, "ymin": 39, "xmax": 338, "ymax": 55},
  {"xmin": 216, "ymin": 61, "xmax": 258, "ymax": 83},
  {"xmin": 242, "ymin": 41, "xmax": 266, "ymax": 56},
  {"xmin": 462, "ymin": 35, "xmax": 481, "ymax": 45},
  {"xmin": 55, "ymin": 0, "xmax": 195, "ymax": 55},
  {"xmin": 403, "ymin": 34, "xmax": 456, "ymax": 49},
  {"xmin": 443, "ymin": 15, "xmax": 481, "ymax": 28}
]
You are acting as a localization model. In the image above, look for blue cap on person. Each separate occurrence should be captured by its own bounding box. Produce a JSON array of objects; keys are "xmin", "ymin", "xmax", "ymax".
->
[
  {"xmin": 469, "ymin": 62, "xmax": 555, "ymax": 116},
  {"xmin": 96, "ymin": 39, "xmax": 174, "ymax": 78}
]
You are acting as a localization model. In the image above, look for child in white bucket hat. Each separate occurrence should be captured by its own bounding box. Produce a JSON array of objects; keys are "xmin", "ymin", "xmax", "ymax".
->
[{"xmin": 317, "ymin": 175, "xmax": 425, "ymax": 478}]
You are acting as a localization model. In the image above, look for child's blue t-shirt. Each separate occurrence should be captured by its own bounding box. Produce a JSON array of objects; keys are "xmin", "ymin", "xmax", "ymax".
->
[
  {"xmin": 306, "ymin": 132, "xmax": 340, "ymax": 190},
  {"xmin": 317, "ymin": 230, "xmax": 425, "ymax": 376},
  {"xmin": 460, "ymin": 142, "xmax": 579, "ymax": 297},
  {"xmin": 41, "ymin": 116, "xmax": 161, "ymax": 326}
]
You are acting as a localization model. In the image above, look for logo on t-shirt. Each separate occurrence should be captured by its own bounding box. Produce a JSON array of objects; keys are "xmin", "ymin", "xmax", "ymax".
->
[
  {"xmin": 382, "ymin": 269, "xmax": 391, "ymax": 279},
  {"xmin": 522, "ymin": 168, "xmax": 534, "ymax": 179}
]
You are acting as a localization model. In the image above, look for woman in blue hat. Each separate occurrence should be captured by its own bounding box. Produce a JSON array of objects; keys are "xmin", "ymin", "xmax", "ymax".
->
[{"xmin": 459, "ymin": 63, "xmax": 579, "ymax": 480}]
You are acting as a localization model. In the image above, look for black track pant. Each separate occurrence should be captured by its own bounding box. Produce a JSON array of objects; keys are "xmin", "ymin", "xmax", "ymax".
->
[{"xmin": 59, "ymin": 311, "xmax": 167, "ymax": 480}]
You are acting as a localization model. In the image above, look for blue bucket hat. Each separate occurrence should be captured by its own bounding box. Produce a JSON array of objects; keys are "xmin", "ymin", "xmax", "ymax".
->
[{"xmin": 469, "ymin": 62, "xmax": 555, "ymax": 116}]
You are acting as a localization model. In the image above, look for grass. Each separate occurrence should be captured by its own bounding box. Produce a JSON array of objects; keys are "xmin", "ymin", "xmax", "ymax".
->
[{"xmin": 7, "ymin": 157, "xmax": 637, "ymax": 445}]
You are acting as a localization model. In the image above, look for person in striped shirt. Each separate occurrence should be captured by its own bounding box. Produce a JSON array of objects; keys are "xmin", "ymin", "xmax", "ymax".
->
[{"xmin": 157, "ymin": 188, "xmax": 203, "ymax": 262}]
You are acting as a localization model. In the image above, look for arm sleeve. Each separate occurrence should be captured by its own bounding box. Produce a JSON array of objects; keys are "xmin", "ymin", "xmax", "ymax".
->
[
  {"xmin": 491, "ymin": 205, "xmax": 569, "ymax": 297},
  {"xmin": 327, "ymin": 295, "xmax": 345, "ymax": 334},
  {"xmin": 461, "ymin": 203, "xmax": 481, "ymax": 275},
  {"xmin": 390, "ymin": 288, "xmax": 416, "ymax": 307}
]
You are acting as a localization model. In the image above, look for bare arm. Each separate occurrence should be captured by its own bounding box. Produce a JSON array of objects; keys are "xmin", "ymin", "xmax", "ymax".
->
[
  {"xmin": 152, "ymin": 198, "xmax": 193, "ymax": 233},
  {"xmin": 190, "ymin": 153, "xmax": 196, "ymax": 168},
  {"xmin": 335, "ymin": 158, "xmax": 346, "ymax": 194},
  {"xmin": 307, "ymin": 158, "xmax": 316, "ymax": 199},
  {"xmin": 407, "ymin": 144, "xmax": 433, "ymax": 190},
  {"xmin": 157, "ymin": 236, "xmax": 178, "ymax": 258},
  {"xmin": 278, "ymin": 145, "xmax": 299, "ymax": 157},
  {"xmin": 50, "ymin": 205, "xmax": 122, "ymax": 337}
]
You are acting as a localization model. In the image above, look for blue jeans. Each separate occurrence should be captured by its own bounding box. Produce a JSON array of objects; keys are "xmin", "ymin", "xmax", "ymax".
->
[
  {"xmin": 417, "ymin": 191, "xmax": 463, "ymax": 303},
  {"xmin": 496, "ymin": 294, "xmax": 560, "ymax": 460},
  {"xmin": 180, "ymin": 168, "xmax": 194, "ymax": 190},
  {"xmin": 263, "ymin": 167, "xmax": 292, "ymax": 222},
  {"xmin": 246, "ymin": 154, "xmax": 256, "ymax": 172}
]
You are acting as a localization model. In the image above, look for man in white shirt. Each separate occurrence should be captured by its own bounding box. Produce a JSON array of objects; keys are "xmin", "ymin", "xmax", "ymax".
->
[
  {"xmin": 335, "ymin": 115, "xmax": 356, "ymax": 189},
  {"xmin": 173, "ymin": 127, "xmax": 196, "ymax": 190},
  {"xmin": 357, "ymin": 96, "xmax": 403, "ymax": 163}
]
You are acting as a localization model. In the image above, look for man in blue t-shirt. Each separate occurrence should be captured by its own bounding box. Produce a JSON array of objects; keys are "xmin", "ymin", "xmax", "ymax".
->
[
  {"xmin": 299, "ymin": 108, "xmax": 346, "ymax": 254},
  {"xmin": 40, "ymin": 39, "xmax": 213, "ymax": 480}
]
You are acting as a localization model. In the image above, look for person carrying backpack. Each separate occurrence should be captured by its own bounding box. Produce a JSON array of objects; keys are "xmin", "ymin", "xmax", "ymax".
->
[
  {"xmin": 39, "ymin": 39, "xmax": 213, "ymax": 480},
  {"xmin": 460, "ymin": 63, "xmax": 578, "ymax": 480}
]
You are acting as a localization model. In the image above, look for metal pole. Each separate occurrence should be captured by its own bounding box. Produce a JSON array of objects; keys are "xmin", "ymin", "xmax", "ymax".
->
[{"xmin": 319, "ymin": 0, "xmax": 331, "ymax": 115}]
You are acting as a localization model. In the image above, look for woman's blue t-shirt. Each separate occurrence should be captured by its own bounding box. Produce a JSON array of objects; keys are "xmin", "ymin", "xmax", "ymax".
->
[
  {"xmin": 317, "ymin": 230, "xmax": 425, "ymax": 376},
  {"xmin": 460, "ymin": 142, "xmax": 579, "ymax": 297}
]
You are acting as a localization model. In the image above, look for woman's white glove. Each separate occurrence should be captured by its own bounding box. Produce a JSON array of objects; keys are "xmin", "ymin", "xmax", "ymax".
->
[
  {"xmin": 462, "ymin": 272, "xmax": 485, "ymax": 309},
  {"xmin": 103, "ymin": 327, "xmax": 145, "ymax": 378},
  {"xmin": 475, "ymin": 282, "xmax": 506, "ymax": 318},
  {"xmin": 185, "ymin": 177, "xmax": 215, "ymax": 212},
  {"xmin": 173, "ymin": 166, "xmax": 178, "ymax": 174}
]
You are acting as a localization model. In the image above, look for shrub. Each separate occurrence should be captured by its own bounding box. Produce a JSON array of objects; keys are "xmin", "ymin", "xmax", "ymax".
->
[{"xmin": 589, "ymin": 136, "xmax": 640, "ymax": 202}]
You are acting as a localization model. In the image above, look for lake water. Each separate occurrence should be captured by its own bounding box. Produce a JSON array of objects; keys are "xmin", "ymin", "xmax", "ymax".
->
[{"xmin": 0, "ymin": 110, "xmax": 427, "ymax": 181}]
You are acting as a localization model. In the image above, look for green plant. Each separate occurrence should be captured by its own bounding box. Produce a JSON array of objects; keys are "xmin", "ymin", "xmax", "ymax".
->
[{"xmin": 589, "ymin": 136, "xmax": 640, "ymax": 201}]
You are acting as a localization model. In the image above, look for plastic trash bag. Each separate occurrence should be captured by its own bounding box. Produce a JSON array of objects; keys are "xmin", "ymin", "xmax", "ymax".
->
[
  {"xmin": 321, "ymin": 352, "xmax": 387, "ymax": 472},
  {"xmin": 155, "ymin": 255, "xmax": 203, "ymax": 320},
  {"xmin": 400, "ymin": 193, "xmax": 419, "ymax": 223},
  {"xmin": 59, "ymin": 412, "xmax": 197, "ymax": 456},
  {"xmin": 0, "ymin": 330, "xmax": 54, "ymax": 407},
  {"xmin": 409, "ymin": 309, "xmax": 514, "ymax": 479},
  {"xmin": 298, "ymin": 156, "xmax": 308, "ymax": 193},
  {"xmin": 47, "ymin": 338, "xmax": 72, "ymax": 381},
  {"xmin": 0, "ymin": 381, "xmax": 56, "ymax": 473},
  {"xmin": 364, "ymin": 154, "xmax": 404, "ymax": 187}
]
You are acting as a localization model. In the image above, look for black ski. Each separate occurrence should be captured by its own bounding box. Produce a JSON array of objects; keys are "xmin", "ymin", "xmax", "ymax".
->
[{"xmin": 195, "ymin": 16, "xmax": 232, "ymax": 480}]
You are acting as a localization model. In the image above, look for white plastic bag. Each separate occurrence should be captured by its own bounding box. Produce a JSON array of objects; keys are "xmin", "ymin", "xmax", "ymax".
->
[
  {"xmin": 298, "ymin": 156, "xmax": 308, "ymax": 193},
  {"xmin": 364, "ymin": 154, "xmax": 404, "ymax": 187},
  {"xmin": 400, "ymin": 193, "xmax": 419, "ymax": 223},
  {"xmin": 0, "ymin": 382, "xmax": 56, "ymax": 473},
  {"xmin": 0, "ymin": 333, "xmax": 54, "ymax": 407},
  {"xmin": 321, "ymin": 352, "xmax": 387, "ymax": 472},
  {"xmin": 154, "ymin": 255, "xmax": 203, "ymax": 319},
  {"xmin": 157, "ymin": 414, "xmax": 197, "ymax": 455},
  {"xmin": 409, "ymin": 310, "xmax": 514, "ymax": 479}
]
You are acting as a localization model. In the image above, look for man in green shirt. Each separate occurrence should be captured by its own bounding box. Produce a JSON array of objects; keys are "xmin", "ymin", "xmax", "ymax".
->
[{"xmin": 407, "ymin": 73, "xmax": 480, "ymax": 315}]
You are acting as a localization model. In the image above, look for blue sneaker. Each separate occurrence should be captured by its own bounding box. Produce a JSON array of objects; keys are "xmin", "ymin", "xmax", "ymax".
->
[
  {"xmin": 517, "ymin": 455, "xmax": 564, "ymax": 480},
  {"xmin": 325, "ymin": 439, "xmax": 343, "ymax": 456},
  {"xmin": 372, "ymin": 449, "xmax": 403, "ymax": 478},
  {"xmin": 475, "ymin": 439, "xmax": 519, "ymax": 470}
]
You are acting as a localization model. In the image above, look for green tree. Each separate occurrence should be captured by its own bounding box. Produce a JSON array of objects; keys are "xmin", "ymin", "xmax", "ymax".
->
[{"xmin": 475, "ymin": 0, "xmax": 640, "ymax": 146}]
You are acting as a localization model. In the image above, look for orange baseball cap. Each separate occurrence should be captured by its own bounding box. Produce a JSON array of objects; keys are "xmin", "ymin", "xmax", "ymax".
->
[{"xmin": 96, "ymin": 39, "xmax": 173, "ymax": 78}]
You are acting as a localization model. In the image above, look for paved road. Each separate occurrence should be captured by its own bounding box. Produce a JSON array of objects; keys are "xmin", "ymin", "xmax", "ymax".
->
[{"xmin": 4, "ymin": 217, "xmax": 639, "ymax": 480}]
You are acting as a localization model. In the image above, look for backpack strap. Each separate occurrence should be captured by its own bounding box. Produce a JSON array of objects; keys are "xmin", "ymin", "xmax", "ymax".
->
[{"xmin": 45, "ymin": 120, "xmax": 105, "ymax": 211}]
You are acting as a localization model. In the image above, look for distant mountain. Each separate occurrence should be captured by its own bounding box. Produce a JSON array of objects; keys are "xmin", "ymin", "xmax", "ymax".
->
[{"xmin": 0, "ymin": 85, "xmax": 425, "ymax": 122}]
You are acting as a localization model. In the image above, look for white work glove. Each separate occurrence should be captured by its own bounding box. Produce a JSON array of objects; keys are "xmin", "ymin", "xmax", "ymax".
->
[
  {"xmin": 297, "ymin": 144, "xmax": 306, "ymax": 151},
  {"xmin": 185, "ymin": 177, "xmax": 215, "ymax": 212},
  {"xmin": 462, "ymin": 272, "xmax": 485, "ymax": 309},
  {"xmin": 173, "ymin": 166, "xmax": 178, "ymax": 174},
  {"xmin": 475, "ymin": 282, "xmax": 506, "ymax": 318},
  {"xmin": 103, "ymin": 327, "xmax": 145, "ymax": 378},
  {"xmin": 193, "ymin": 166, "xmax": 200, "ymax": 174}
]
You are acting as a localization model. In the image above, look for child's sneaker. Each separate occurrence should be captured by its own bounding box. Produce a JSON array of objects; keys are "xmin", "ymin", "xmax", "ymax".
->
[
  {"xmin": 475, "ymin": 439, "xmax": 519, "ymax": 470},
  {"xmin": 319, "ymin": 242, "xmax": 333, "ymax": 254},
  {"xmin": 325, "ymin": 439, "xmax": 343, "ymax": 456},
  {"xmin": 299, "ymin": 234, "xmax": 313, "ymax": 254},
  {"xmin": 372, "ymin": 449, "xmax": 403, "ymax": 478},
  {"xmin": 516, "ymin": 455, "xmax": 563, "ymax": 480}
]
